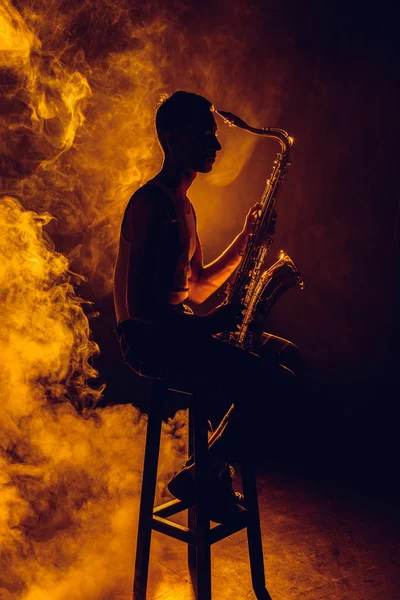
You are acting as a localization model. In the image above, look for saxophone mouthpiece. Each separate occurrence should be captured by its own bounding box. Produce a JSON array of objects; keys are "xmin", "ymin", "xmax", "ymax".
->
[{"xmin": 215, "ymin": 110, "xmax": 248, "ymax": 129}]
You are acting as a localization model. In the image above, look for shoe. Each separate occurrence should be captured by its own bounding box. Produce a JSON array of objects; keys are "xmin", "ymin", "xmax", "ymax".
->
[{"xmin": 167, "ymin": 462, "xmax": 245, "ymax": 523}]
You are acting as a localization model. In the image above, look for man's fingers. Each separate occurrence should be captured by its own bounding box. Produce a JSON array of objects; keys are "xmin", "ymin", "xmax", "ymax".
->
[{"xmin": 248, "ymin": 202, "xmax": 262, "ymax": 214}]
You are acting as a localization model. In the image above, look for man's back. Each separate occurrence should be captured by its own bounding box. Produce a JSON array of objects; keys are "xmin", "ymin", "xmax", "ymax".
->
[{"xmin": 113, "ymin": 179, "xmax": 198, "ymax": 325}]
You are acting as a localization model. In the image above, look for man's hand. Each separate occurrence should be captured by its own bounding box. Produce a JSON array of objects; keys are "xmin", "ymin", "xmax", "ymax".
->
[
  {"xmin": 243, "ymin": 203, "xmax": 277, "ymax": 237},
  {"xmin": 243, "ymin": 202, "xmax": 262, "ymax": 236}
]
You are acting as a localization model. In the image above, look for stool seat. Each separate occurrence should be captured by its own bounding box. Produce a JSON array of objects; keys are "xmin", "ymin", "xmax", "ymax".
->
[
  {"xmin": 132, "ymin": 374, "xmax": 272, "ymax": 600},
  {"xmin": 126, "ymin": 355, "xmax": 200, "ymax": 398}
]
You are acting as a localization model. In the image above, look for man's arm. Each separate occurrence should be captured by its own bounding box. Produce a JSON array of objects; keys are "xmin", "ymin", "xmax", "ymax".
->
[
  {"xmin": 189, "ymin": 229, "xmax": 248, "ymax": 303},
  {"xmin": 189, "ymin": 201, "xmax": 263, "ymax": 304}
]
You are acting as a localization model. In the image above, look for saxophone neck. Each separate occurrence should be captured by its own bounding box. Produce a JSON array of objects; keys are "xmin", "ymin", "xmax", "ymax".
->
[{"xmin": 215, "ymin": 109, "xmax": 294, "ymax": 155}]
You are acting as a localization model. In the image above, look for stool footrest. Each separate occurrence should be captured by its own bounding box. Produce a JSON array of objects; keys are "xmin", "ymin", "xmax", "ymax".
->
[
  {"xmin": 210, "ymin": 509, "xmax": 249, "ymax": 544},
  {"xmin": 151, "ymin": 505, "xmax": 249, "ymax": 546},
  {"xmin": 152, "ymin": 515, "xmax": 195, "ymax": 544},
  {"xmin": 153, "ymin": 498, "xmax": 190, "ymax": 518}
]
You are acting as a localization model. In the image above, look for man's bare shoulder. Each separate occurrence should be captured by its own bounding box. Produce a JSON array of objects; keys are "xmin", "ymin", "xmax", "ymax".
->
[
  {"xmin": 121, "ymin": 183, "xmax": 174, "ymax": 241},
  {"xmin": 130, "ymin": 181, "xmax": 170, "ymax": 206},
  {"xmin": 124, "ymin": 182, "xmax": 172, "ymax": 221}
]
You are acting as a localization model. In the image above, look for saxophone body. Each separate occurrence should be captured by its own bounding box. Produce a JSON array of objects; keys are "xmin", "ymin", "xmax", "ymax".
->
[{"xmin": 215, "ymin": 110, "xmax": 304, "ymax": 352}]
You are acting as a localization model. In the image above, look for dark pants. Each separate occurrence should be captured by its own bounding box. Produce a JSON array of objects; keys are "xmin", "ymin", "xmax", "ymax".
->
[{"xmin": 115, "ymin": 311, "xmax": 301, "ymax": 464}]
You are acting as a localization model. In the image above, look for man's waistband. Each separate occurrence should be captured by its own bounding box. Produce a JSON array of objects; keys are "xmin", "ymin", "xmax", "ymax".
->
[{"xmin": 115, "ymin": 303, "xmax": 193, "ymax": 338}]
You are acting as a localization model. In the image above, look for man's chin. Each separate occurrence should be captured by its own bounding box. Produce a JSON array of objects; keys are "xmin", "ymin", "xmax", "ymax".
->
[{"xmin": 197, "ymin": 161, "xmax": 214, "ymax": 173}]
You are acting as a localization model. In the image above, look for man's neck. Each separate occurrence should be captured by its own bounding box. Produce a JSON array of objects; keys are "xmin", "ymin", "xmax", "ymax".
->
[{"xmin": 155, "ymin": 162, "xmax": 197, "ymax": 198}]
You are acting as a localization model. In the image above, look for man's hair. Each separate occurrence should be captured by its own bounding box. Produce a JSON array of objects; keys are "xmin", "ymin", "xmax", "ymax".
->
[{"xmin": 155, "ymin": 90, "xmax": 213, "ymax": 154}]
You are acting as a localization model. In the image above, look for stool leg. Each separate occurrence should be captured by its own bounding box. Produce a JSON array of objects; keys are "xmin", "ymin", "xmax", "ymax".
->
[
  {"xmin": 133, "ymin": 380, "xmax": 165, "ymax": 599},
  {"xmin": 241, "ymin": 463, "xmax": 272, "ymax": 600},
  {"xmin": 187, "ymin": 407, "xmax": 197, "ymax": 582},
  {"xmin": 193, "ymin": 394, "xmax": 212, "ymax": 600}
]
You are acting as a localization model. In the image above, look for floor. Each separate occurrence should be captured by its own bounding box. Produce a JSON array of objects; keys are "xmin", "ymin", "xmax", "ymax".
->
[{"xmin": 116, "ymin": 466, "xmax": 400, "ymax": 600}]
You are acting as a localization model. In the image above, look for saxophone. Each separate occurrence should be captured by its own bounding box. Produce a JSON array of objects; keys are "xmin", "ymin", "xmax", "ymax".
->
[{"xmin": 215, "ymin": 109, "xmax": 304, "ymax": 352}]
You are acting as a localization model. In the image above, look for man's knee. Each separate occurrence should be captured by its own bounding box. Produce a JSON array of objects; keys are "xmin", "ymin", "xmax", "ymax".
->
[{"xmin": 259, "ymin": 332, "xmax": 304, "ymax": 375}]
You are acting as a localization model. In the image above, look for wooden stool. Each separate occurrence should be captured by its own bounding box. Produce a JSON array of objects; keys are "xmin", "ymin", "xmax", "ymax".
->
[{"xmin": 133, "ymin": 375, "xmax": 272, "ymax": 600}]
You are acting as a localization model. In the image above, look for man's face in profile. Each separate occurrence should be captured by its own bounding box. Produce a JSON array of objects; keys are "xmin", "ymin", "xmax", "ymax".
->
[{"xmin": 170, "ymin": 110, "xmax": 222, "ymax": 173}]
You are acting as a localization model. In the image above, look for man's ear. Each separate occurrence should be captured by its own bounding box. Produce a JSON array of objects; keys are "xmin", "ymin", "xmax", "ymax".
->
[{"xmin": 163, "ymin": 131, "xmax": 175, "ymax": 154}]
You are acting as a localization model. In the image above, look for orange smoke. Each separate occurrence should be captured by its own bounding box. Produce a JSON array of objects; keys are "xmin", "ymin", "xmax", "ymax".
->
[
  {"xmin": 0, "ymin": 196, "xmax": 101, "ymax": 412},
  {"xmin": 0, "ymin": 198, "xmax": 186, "ymax": 597}
]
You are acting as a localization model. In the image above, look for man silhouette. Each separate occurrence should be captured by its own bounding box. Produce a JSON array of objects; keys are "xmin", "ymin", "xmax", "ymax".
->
[{"xmin": 113, "ymin": 91, "xmax": 298, "ymax": 521}]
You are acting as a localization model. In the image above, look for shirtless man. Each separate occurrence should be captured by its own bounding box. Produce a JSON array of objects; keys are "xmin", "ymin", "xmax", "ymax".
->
[{"xmin": 113, "ymin": 90, "xmax": 296, "ymax": 520}]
